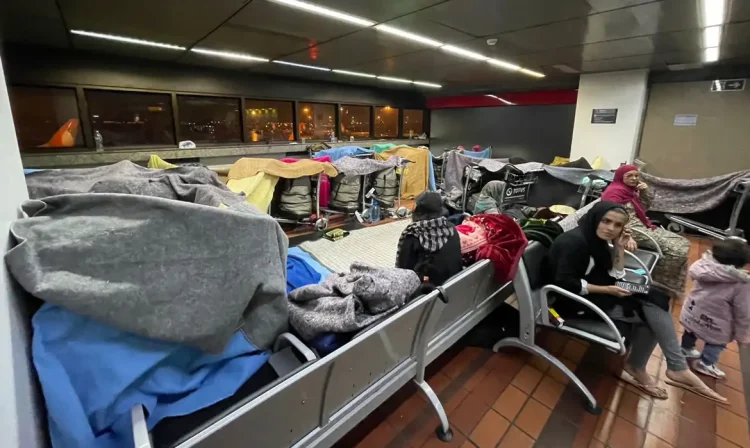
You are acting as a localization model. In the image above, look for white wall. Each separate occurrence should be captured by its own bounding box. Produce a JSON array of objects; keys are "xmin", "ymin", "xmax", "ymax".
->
[
  {"xmin": 570, "ymin": 69, "xmax": 649, "ymax": 169},
  {"xmin": 0, "ymin": 58, "xmax": 45, "ymax": 447}
]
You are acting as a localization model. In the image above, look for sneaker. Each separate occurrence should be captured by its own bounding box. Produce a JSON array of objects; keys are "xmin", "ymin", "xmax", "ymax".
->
[
  {"xmin": 681, "ymin": 347, "xmax": 701, "ymax": 359},
  {"xmin": 694, "ymin": 361, "xmax": 726, "ymax": 379}
]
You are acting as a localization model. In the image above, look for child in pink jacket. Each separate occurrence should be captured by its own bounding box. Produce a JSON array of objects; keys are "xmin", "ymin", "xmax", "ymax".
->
[{"xmin": 680, "ymin": 239, "xmax": 750, "ymax": 379}]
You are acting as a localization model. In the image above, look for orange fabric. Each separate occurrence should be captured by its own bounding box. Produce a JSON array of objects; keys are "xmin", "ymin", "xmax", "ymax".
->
[{"xmin": 39, "ymin": 119, "xmax": 79, "ymax": 148}]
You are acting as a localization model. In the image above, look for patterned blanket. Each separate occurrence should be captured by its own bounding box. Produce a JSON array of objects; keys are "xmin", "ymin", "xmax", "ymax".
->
[{"xmin": 642, "ymin": 170, "xmax": 750, "ymax": 214}]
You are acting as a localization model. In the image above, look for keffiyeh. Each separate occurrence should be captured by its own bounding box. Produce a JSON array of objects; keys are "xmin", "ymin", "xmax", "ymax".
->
[{"xmin": 395, "ymin": 217, "xmax": 455, "ymax": 265}]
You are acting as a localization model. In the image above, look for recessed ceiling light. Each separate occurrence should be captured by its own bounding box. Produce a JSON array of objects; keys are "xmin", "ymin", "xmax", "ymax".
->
[
  {"xmin": 273, "ymin": 60, "xmax": 331, "ymax": 71},
  {"xmin": 703, "ymin": 47, "xmax": 720, "ymax": 63},
  {"xmin": 441, "ymin": 45, "xmax": 488, "ymax": 61},
  {"xmin": 703, "ymin": 25, "xmax": 722, "ymax": 48},
  {"xmin": 375, "ymin": 25, "xmax": 443, "ymax": 47},
  {"xmin": 70, "ymin": 30, "xmax": 186, "ymax": 50},
  {"xmin": 332, "ymin": 69, "xmax": 377, "ymax": 78},
  {"xmin": 191, "ymin": 48, "xmax": 269, "ymax": 62},
  {"xmin": 377, "ymin": 76, "xmax": 412, "ymax": 84},
  {"xmin": 413, "ymin": 81, "xmax": 442, "ymax": 88},
  {"xmin": 267, "ymin": 0, "xmax": 375, "ymax": 27},
  {"xmin": 487, "ymin": 58, "xmax": 521, "ymax": 71},
  {"xmin": 519, "ymin": 68, "xmax": 545, "ymax": 78},
  {"xmin": 702, "ymin": 0, "xmax": 726, "ymax": 27},
  {"xmin": 485, "ymin": 94, "xmax": 514, "ymax": 105}
]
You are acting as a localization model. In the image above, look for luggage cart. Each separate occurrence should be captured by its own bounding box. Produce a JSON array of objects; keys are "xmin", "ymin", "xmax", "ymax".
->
[
  {"xmin": 665, "ymin": 181, "xmax": 750, "ymax": 240},
  {"xmin": 270, "ymin": 172, "xmax": 329, "ymax": 231},
  {"xmin": 461, "ymin": 164, "xmax": 537, "ymax": 213},
  {"xmin": 363, "ymin": 157, "xmax": 412, "ymax": 221},
  {"xmin": 578, "ymin": 174, "xmax": 610, "ymax": 209},
  {"xmin": 322, "ymin": 153, "xmax": 374, "ymax": 224}
]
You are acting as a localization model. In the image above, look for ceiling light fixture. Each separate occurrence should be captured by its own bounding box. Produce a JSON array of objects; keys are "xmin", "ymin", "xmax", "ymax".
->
[
  {"xmin": 703, "ymin": 25, "xmax": 722, "ymax": 48},
  {"xmin": 191, "ymin": 48, "xmax": 269, "ymax": 62},
  {"xmin": 441, "ymin": 45, "xmax": 488, "ymax": 61},
  {"xmin": 703, "ymin": 46, "xmax": 720, "ymax": 63},
  {"xmin": 273, "ymin": 60, "xmax": 331, "ymax": 71},
  {"xmin": 375, "ymin": 24, "xmax": 443, "ymax": 47},
  {"xmin": 70, "ymin": 30, "xmax": 186, "ymax": 50},
  {"xmin": 487, "ymin": 58, "xmax": 521, "ymax": 71},
  {"xmin": 702, "ymin": 0, "xmax": 727, "ymax": 27},
  {"xmin": 332, "ymin": 69, "xmax": 377, "ymax": 78},
  {"xmin": 485, "ymin": 94, "xmax": 514, "ymax": 105},
  {"xmin": 413, "ymin": 81, "xmax": 442, "ymax": 88},
  {"xmin": 377, "ymin": 76, "xmax": 412, "ymax": 83},
  {"xmin": 267, "ymin": 0, "xmax": 375, "ymax": 27},
  {"xmin": 519, "ymin": 68, "xmax": 546, "ymax": 78}
]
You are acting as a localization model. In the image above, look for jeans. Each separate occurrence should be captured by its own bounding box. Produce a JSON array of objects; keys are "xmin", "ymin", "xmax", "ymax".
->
[{"xmin": 681, "ymin": 331, "xmax": 725, "ymax": 365}]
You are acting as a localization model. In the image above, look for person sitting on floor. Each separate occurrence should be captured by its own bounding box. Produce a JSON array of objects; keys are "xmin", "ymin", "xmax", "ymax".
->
[
  {"xmin": 545, "ymin": 201, "xmax": 727, "ymax": 403},
  {"xmin": 396, "ymin": 191, "xmax": 462, "ymax": 288},
  {"xmin": 473, "ymin": 181, "xmax": 506, "ymax": 215},
  {"xmin": 680, "ymin": 238, "xmax": 750, "ymax": 379}
]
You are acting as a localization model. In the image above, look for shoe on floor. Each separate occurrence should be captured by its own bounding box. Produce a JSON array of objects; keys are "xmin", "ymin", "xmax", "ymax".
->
[
  {"xmin": 694, "ymin": 361, "xmax": 726, "ymax": 379},
  {"xmin": 681, "ymin": 347, "xmax": 701, "ymax": 359}
]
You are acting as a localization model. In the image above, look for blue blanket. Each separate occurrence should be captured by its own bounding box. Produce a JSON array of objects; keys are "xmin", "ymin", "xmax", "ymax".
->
[
  {"xmin": 288, "ymin": 247, "xmax": 331, "ymax": 281},
  {"xmin": 33, "ymin": 304, "xmax": 269, "ymax": 448},
  {"xmin": 315, "ymin": 146, "xmax": 372, "ymax": 162},
  {"xmin": 287, "ymin": 254, "xmax": 321, "ymax": 293}
]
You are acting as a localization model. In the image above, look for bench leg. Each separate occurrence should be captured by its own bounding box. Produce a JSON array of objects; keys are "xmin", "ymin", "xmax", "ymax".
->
[
  {"xmin": 493, "ymin": 337, "xmax": 601, "ymax": 415},
  {"xmin": 414, "ymin": 379, "xmax": 453, "ymax": 442}
]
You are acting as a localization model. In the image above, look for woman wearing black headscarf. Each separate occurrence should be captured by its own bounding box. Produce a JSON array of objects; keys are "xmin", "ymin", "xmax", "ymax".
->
[{"xmin": 546, "ymin": 201, "xmax": 726, "ymax": 403}]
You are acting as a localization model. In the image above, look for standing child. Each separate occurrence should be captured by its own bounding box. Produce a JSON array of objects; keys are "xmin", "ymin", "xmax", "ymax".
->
[{"xmin": 680, "ymin": 239, "xmax": 750, "ymax": 378}]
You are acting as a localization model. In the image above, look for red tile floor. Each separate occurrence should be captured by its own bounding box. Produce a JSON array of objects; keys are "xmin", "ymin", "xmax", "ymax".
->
[{"xmin": 334, "ymin": 237, "xmax": 750, "ymax": 448}]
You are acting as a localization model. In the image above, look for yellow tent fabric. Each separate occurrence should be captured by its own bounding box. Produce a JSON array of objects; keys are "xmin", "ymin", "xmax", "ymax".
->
[
  {"xmin": 591, "ymin": 156, "xmax": 603, "ymax": 170},
  {"xmin": 374, "ymin": 146, "xmax": 429, "ymax": 199},
  {"xmin": 228, "ymin": 158, "xmax": 337, "ymax": 180},
  {"xmin": 227, "ymin": 173, "xmax": 279, "ymax": 214},
  {"xmin": 550, "ymin": 156, "xmax": 570, "ymax": 166},
  {"xmin": 147, "ymin": 155, "xmax": 179, "ymax": 169}
]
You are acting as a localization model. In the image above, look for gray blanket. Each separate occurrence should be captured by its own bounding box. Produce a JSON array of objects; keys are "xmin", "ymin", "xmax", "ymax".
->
[
  {"xmin": 333, "ymin": 156, "xmax": 400, "ymax": 179},
  {"xmin": 641, "ymin": 171, "xmax": 750, "ymax": 214},
  {"xmin": 543, "ymin": 166, "xmax": 614, "ymax": 186},
  {"xmin": 9, "ymin": 163, "xmax": 289, "ymax": 353},
  {"xmin": 287, "ymin": 262, "xmax": 420, "ymax": 341}
]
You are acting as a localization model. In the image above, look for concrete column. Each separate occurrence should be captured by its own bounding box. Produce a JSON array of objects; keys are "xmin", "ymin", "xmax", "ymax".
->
[
  {"xmin": 570, "ymin": 69, "xmax": 649, "ymax": 170},
  {"xmin": 0, "ymin": 57, "xmax": 44, "ymax": 447}
]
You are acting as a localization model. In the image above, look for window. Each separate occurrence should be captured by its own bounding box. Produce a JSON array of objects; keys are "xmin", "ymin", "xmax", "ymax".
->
[
  {"xmin": 9, "ymin": 86, "xmax": 83, "ymax": 150},
  {"xmin": 178, "ymin": 95, "xmax": 241, "ymax": 143},
  {"xmin": 374, "ymin": 106, "xmax": 398, "ymax": 138},
  {"xmin": 86, "ymin": 90, "xmax": 175, "ymax": 147},
  {"xmin": 298, "ymin": 103, "xmax": 335, "ymax": 141},
  {"xmin": 245, "ymin": 100, "xmax": 294, "ymax": 142},
  {"xmin": 340, "ymin": 105, "xmax": 371, "ymax": 140},
  {"xmin": 402, "ymin": 109, "xmax": 424, "ymax": 137}
]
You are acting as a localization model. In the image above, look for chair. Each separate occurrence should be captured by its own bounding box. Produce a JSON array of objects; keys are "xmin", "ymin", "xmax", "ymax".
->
[{"xmin": 492, "ymin": 241, "xmax": 653, "ymax": 414}]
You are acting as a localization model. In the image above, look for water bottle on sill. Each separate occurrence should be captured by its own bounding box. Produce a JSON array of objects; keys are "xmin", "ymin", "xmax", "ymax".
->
[
  {"xmin": 94, "ymin": 130, "xmax": 104, "ymax": 151},
  {"xmin": 369, "ymin": 200, "xmax": 381, "ymax": 224}
]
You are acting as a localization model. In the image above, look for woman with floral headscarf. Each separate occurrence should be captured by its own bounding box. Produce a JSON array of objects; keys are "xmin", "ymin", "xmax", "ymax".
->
[{"xmin": 602, "ymin": 165, "xmax": 690, "ymax": 295}]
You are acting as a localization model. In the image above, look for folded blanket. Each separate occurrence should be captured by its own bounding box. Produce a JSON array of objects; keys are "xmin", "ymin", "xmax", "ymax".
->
[
  {"xmin": 443, "ymin": 151, "xmax": 510, "ymax": 192},
  {"xmin": 333, "ymin": 155, "xmax": 400, "ymax": 179},
  {"xmin": 641, "ymin": 170, "xmax": 750, "ymax": 214},
  {"xmin": 374, "ymin": 146, "xmax": 430, "ymax": 199},
  {"xmin": 287, "ymin": 262, "xmax": 420, "ymax": 341},
  {"xmin": 228, "ymin": 157, "xmax": 338, "ymax": 180},
  {"xmin": 7, "ymin": 193, "xmax": 288, "ymax": 353}
]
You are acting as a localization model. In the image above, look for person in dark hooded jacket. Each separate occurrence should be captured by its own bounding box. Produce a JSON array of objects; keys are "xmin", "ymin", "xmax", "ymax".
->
[{"xmin": 396, "ymin": 191, "xmax": 462, "ymax": 287}]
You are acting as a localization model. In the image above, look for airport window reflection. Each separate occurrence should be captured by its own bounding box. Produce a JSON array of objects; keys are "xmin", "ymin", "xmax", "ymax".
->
[
  {"xmin": 178, "ymin": 96, "xmax": 241, "ymax": 143},
  {"xmin": 402, "ymin": 109, "xmax": 424, "ymax": 137},
  {"xmin": 245, "ymin": 100, "xmax": 294, "ymax": 142},
  {"xmin": 9, "ymin": 86, "xmax": 83, "ymax": 150},
  {"xmin": 86, "ymin": 90, "xmax": 175, "ymax": 147},
  {"xmin": 340, "ymin": 105, "xmax": 371, "ymax": 140},
  {"xmin": 374, "ymin": 106, "xmax": 398, "ymax": 138},
  {"xmin": 298, "ymin": 103, "xmax": 335, "ymax": 141}
]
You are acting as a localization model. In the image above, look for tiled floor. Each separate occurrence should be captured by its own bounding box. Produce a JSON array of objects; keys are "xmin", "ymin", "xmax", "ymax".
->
[{"xmin": 339, "ymin": 237, "xmax": 750, "ymax": 448}]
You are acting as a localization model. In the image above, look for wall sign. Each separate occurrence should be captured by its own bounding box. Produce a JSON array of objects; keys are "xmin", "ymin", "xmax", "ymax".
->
[
  {"xmin": 673, "ymin": 114, "xmax": 698, "ymax": 126},
  {"xmin": 711, "ymin": 79, "xmax": 745, "ymax": 92},
  {"xmin": 591, "ymin": 108, "xmax": 618, "ymax": 124}
]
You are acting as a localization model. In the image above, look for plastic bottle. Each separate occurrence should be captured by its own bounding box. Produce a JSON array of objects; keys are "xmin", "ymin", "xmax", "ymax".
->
[
  {"xmin": 369, "ymin": 200, "xmax": 381, "ymax": 224},
  {"xmin": 94, "ymin": 130, "xmax": 104, "ymax": 151}
]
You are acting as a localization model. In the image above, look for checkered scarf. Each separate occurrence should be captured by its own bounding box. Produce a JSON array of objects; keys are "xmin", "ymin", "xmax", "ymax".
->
[{"xmin": 396, "ymin": 217, "xmax": 455, "ymax": 264}]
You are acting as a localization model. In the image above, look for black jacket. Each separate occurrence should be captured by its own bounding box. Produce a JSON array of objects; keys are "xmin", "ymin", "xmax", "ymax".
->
[{"xmin": 396, "ymin": 232, "xmax": 463, "ymax": 287}]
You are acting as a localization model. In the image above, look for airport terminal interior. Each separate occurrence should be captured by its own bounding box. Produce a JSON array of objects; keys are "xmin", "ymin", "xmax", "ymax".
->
[{"xmin": 3, "ymin": 1, "xmax": 750, "ymax": 447}]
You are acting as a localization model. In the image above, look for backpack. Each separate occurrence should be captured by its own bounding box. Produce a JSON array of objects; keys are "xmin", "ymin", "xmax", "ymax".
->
[{"xmin": 277, "ymin": 176, "xmax": 313, "ymax": 220}]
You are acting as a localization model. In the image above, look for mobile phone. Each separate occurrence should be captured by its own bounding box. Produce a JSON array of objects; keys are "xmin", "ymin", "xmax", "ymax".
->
[{"xmin": 615, "ymin": 281, "xmax": 649, "ymax": 295}]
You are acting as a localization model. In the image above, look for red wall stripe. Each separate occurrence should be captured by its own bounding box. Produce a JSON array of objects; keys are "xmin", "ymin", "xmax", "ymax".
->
[{"xmin": 426, "ymin": 89, "xmax": 578, "ymax": 109}]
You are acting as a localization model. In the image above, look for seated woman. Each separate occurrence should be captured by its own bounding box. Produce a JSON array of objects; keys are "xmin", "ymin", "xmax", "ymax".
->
[
  {"xmin": 546, "ymin": 201, "xmax": 726, "ymax": 403},
  {"xmin": 396, "ymin": 191, "xmax": 463, "ymax": 287},
  {"xmin": 473, "ymin": 181, "xmax": 506, "ymax": 215},
  {"xmin": 602, "ymin": 165, "xmax": 690, "ymax": 296}
]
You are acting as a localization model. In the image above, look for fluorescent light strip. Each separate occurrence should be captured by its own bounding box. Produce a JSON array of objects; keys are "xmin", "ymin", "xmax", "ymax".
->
[
  {"xmin": 192, "ymin": 48, "xmax": 268, "ymax": 62},
  {"xmin": 375, "ymin": 24, "xmax": 443, "ymax": 47},
  {"xmin": 413, "ymin": 81, "xmax": 442, "ymax": 88},
  {"xmin": 441, "ymin": 45, "xmax": 488, "ymax": 61},
  {"xmin": 487, "ymin": 58, "xmax": 521, "ymax": 71},
  {"xmin": 377, "ymin": 76, "xmax": 412, "ymax": 84},
  {"xmin": 273, "ymin": 60, "xmax": 331, "ymax": 71},
  {"xmin": 704, "ymin": 47, "xmax": 720, "ymax": 63},
  {"xmin": 70, "ymin": 30, "xmax": 185, "ymax": 50},
  {"xmin": 333, "ymin": 69, "xmax": 377, "ymax": 78},
  {"xmin": 703, "ymin": 25, "xmax": 722, "ymax": 48},
  {"xmin": 702, "ymin": 0, "xmax": 726, "ymax": 27},
  {"xmin": 267, "ymin": 0, "xmax": 375, "ymax": 27},
  {"xmin": 519, "ymin": 68, "xmax": 545, "ymax": 78},
  {"xmin": 485, "ymin": 94, "xmax": 514, "ymax": 105}
]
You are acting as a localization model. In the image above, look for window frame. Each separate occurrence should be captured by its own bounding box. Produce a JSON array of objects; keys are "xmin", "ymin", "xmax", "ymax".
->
[
  {"xmin": 176, "ymin": 94, "xmax": 244, "ymax": 145},
  {"xmin": 401, "ymin": 108, "xmax": 426, "ymax": 138},
  {"xmin": 373, "ymin": 105, "xmax": 400, "ymax": 139},
  {"xmin": 297, "ymin": 102, "xmax": 338, "ymax": 142},
  {"xmin": 244, "ymin": 98, "xmax": 296, "ymax": 143},
  {"xmin": 339, "ymin": 103, "xmax": 372, "ymax": 141}
]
